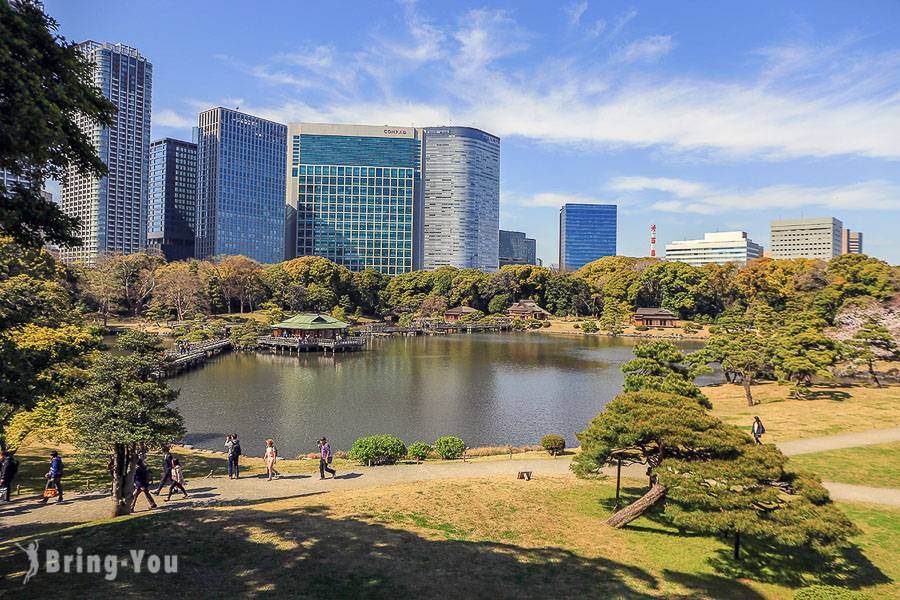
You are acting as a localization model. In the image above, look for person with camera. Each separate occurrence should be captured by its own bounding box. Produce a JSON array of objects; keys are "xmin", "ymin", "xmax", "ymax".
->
[
  {"xmin": 225, "ymin": 434, "xmax": 242, "ymax": 479},
  {"xmin": 318, "ymin": 437, "xmax": 336, "ymax": 480}
]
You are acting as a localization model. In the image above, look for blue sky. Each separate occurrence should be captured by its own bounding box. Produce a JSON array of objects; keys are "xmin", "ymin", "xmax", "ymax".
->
[{"xmin": 44, "ymin": 0, "xmax": 900, "ymax": 265}]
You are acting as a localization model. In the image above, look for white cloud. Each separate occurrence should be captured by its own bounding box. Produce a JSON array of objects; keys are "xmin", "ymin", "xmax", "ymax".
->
[
  {"xmin": 519, "ymin": 192, "xmax": 610, "ymax": 207},
  {"xmin": 608, "ymin": 177, "xmax": 900, "ymax": 213},
  {"xmin": 611, "ymin": 35, "xmax": 674, "ymax": 63},
  {"xmin": 608, "ymin": 9, "xmax": 638, "ymax": 38},
  {"xmin": 154, "ymin": 109, "xmax": 195, "ymax": 129},
  {"xmin": 564, "ymin": 1, "xmax": 589, "ymax": 25}
]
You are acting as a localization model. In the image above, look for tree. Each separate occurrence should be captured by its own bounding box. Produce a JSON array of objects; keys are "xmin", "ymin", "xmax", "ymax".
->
[
  {"xmin": 82, "ymin": 254, "xmax": 123, "ymax": 327},
  {"xmin": 629, "ymin": 261, "xmax": 710, "ymax": 320},
  {"xmin": 353, "ymin": 267, "xmax": 388, "ymax": 315},
  {"xmin": 70, "ymin": 330, "xmax": 184, "ymax": 517},
  {"xmin": 112, "ymin": 253, "xmax": 164, "ymax": 317},
  {"xmin": 487, "ymin": 293, "xmax": 512, "ymax": 315},
  {"xmin": 573, "ymin": 391, "xmax": 857, "ymax": 560},
  {"xmin": 218, "ymin": 255, "xmax": 264, "ymax": 313},
  {"xmin": 768, "ymin": 312, "xmax": 839, "ymax": 397},
  {"xmin": 0, "ymin": 0, "xmax": 116, "ymax": 248},
  {"xmin": 156, "ymin": 262, "xmax": 204, "ymax": 321},
  {"xmin": 331, "ymin": 305, "xmax": 347, "ymax": 322},
  {"xmin": 143, "ymin": 302, "xmax": 171, "ymax": 327},
  {"xmin": 621, "ymin": 340, "xmax": 711, "ymax": 408},
  {"xmin": 699, "ymin": 315, "xmax": 773, "ymax": 405},
  {"xmin": 598, "ymin": 298, "xmax": 628, "ymax": 335},
  {"xmin": 844, "ymin": 321, "xmax": 900, "ymax": 388},
  {"xmin": 419, "ymin": 294, "xmax": 446, "ymax": 317}
]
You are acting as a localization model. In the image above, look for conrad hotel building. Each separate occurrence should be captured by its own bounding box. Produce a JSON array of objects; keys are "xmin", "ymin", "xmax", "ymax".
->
[{"xmin": 285, "ymin": 123, "xmax": 424, "ymax": 274}]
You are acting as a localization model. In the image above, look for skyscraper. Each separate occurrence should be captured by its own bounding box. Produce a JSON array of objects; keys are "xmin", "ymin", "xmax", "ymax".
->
[
  {"xmin": 769, "ymin": 217, "xmax": 842, "ymax": 260},
  {"xmin": 285, "ymin": 123, "xmax": 424, "ymax": 274},
  {"xmin": 195, "ymin": 108, "xmax": 286, "ymax": 264},
  {"xmin": 423, "ymin": 126, "xmax": 500, "ymax": 272},
  {"xmin": 59, "ymin": 42, "xmax": 152, "ymax": 263},
  {"xmin": 499, "ymin": 230, "xmax": 537, "ymax": 266},
  {"xmin": 665, "ymin": 231, "xmax": 763, "ymax": 267},
  {"xmin": 559, "ymin": 204, "xmax": 617, "ymax": 271},
  {"xmin": 842, "ymin": 229, "xmax": 863, "ymax": 254},
  {"xmin": 147, "ymin": 137, "xmax": 198, "ymax": 261}
]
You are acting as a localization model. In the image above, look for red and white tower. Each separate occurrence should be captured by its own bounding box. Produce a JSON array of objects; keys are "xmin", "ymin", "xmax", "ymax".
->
[{"xmin": 650, "ymin": 224, "xmax": 657, "ymax": 257}]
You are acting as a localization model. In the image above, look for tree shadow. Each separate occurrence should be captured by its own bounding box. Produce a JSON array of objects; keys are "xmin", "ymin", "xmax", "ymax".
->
[
  {"xmin": 801, "ymin": 390, "xmax": 852, "ymax": 402},
  {"xmin": 0, "ymin": 503, "xmax": 769, "ymax": 599}
]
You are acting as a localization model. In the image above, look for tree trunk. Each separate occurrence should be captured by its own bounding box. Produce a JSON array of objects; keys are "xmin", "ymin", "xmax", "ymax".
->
[
  {"xmin": 604, "ymin": 483, "xmax": 667, "ymax": 528},
  {"xmin": 111, "ymin": 445, "xmax": 137, "ymax": 518},
  {"xmin": 734, "ymin": 530, "xmax": 741, "ymax": 560},
  {"xmin": 743, "ymin": 375, "xmax": 753, "ymax": 406},
  {"xmin": 869, "ymin": 361, "xmax": 881, "ymax": 388},
  {"xmin": 614, "ymin": 458, "xmax": 622, "ymax": 511}
]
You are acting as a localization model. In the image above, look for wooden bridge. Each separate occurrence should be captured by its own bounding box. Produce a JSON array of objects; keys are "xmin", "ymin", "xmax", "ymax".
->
[
  {"xmin": 256, "ymin": 336, "xmax": 367, "ymax": 353},
  {"xmin": 161, "ymin": 338, "xmax": 233, "ymax": 376}
]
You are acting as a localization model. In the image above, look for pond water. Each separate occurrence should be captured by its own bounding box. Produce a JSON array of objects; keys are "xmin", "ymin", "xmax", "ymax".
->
[{"xmin": 170, "ymin": 333, "xmax": 709, "ymax": 458}]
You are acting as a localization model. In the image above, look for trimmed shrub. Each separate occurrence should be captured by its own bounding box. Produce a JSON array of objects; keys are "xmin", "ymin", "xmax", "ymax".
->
[
  {"xmin": 407, "ymin": 441, "xmax": 432, "ymax": 463},
  {"xmin": 635, "ymin": 324, "xmax": 649, "ymax": 331},
  {"xmin": 573, "ymin": 323, "xmax": 581, "ymax": 329},
  {"xmin": 581, "ymin": 320, "xmax": 598, "ymax": 333},
  {"xmin": 707, "ymin": 325, "xmax": 718, "ymax": 334},
  {"xmin": 349, "ymin": 435, "xmax": 407, "ymax": 466},
  {"xmin": 793, "ymin": 585, "xmax": 872, "ymax": 600},
  {"xmin": 434, "ymin": 436, "xmax": 466, "ymax": 459},
  {"xmin": 541, "ymin": 321, "xmax": 551, "ymax": 328},
  {"xmin": 541, "ymin": 435, "xmax": 565, "ymax": 455}
]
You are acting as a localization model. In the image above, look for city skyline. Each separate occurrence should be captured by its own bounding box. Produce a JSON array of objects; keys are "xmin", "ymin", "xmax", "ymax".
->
[{"xmin": 43, "ymin": 1, "xmax": 900, "ymax": 265}]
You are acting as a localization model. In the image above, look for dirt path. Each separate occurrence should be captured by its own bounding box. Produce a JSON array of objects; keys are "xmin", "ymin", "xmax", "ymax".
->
[{"xmin": 5, "ymin": 428, "xmax": 900, "ymax": 532}]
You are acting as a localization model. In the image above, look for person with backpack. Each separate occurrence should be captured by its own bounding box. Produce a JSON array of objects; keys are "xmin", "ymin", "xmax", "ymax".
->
[
  {"xmin": 154, "ymin": 446, "xmax": 174, "ymax": 495},
  {"xmin": 752, "ymin": 416, "xmax": 765, "ymax": 445},
  {"xmin": 318, "ymin": 437, "xmax": 336, "ymax": 480},
  {"xmin": 0, "ymin": 450, "xmax": 18, "ymax": 502},
  {"xmin": 40, "ymin": 450, "xmax": 63, "ymax": 504},
  {"xmin": 226, "ymin": 434, "xmax": 242, "ymax": 479},
  {"xmin": 131, "ymin": 458, "xmax": 157, "ymax": 511},
  {"xmin": 164, "ymin": 457, "xmax": 188, "ymax": 501}
]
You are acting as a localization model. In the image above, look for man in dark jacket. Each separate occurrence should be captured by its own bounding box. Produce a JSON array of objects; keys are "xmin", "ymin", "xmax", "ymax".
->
[
  {"xmin": 0, "ymin": 450, "xmax": 18, "ymax": 502},
  {"xmin": 40, "ymin": 450, "xmax": 63, "ymax": 504},
  {"xmin": 226, "ymin": 434, "xmax": 242, "ymax": 479},
  {"xmin": 154, "ymin": 446, "xmax": 174, "ymax": 495},
  {"xmin": 131, "ymin": 459, "xmax": 157, "ymax": 511}
]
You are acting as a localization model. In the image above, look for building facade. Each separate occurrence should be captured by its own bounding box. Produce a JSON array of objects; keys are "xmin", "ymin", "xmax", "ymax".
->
[
  {"xmin": 285, "ymin": 123, "xmax": 424, "ymax": 274},
  {"xmin": 558, "ymin": 203, "xmax": 617, "ymax": 271},
  {"xmin": 498, "ymin": 230, "xmax": 537, "ymax": 266},
  {"xmin": 842, "ymin": 229, "xmax": 863, "ymax": 254},
  {"xmin": 665, "ymin": 231, "xmax": 763, "ymax": 267},
  {"xmin": 195, "ymin": 108, "xmax": 286, "ymax": 264},
  {"xmin": 59, "ymin": 42, "xmax": 152, "ymax": 263},
  {"xmin": 769, "ymin": 217, "xmax": 843, "ymax": 260},
  {"xmin": 422, "ymin": 126, "xmax": 500, "ymax": 272},
  {"xmin": 147, "ymin": 137, "xmax": 197, "ymax": 261}
]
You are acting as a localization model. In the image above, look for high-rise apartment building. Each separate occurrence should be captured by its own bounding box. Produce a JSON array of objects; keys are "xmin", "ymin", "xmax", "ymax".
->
[
  {"xmin": 0, "ymin": 169, "xmax": 30, "ymax": 190},
  {"xmin": 422, "ymin": 126, "xmax": 500, "ymax": 272},
  {"xmin": 665, "ymin": 231, "xmax": 763, "ymax": 267},
  {"xmin": 769, "ymin": 217, "xmax": 842, "ymax": 260},
  {"xmin": 59, "ymin": 42, "xmax": 152, "ymax": 263},
  {"xmin": 842, "ymin": 229, "xmax": 863, "ymax": 254},
  {"xmin": 195, "ymin": 108, "xmax": 286, "ymax": 264},
  {"xmin": 559, "ymin": 204, "xmax": 617, "ymax": 271},
  {"xmin": 147, "ymin": 137, "xmax": 198, "ymax": 261},
  {"xmin": 499, "ymin": 230, "xmax": 537, "ymax": 266},
  {"xmin": 285, "ymin": 123, "xmax": 424, "ymax": 274}
]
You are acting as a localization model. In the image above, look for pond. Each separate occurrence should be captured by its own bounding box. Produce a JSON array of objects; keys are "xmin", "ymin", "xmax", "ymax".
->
[{"xmin": 170, "ymin": 332, "xmax": 709, "ymax": 458}]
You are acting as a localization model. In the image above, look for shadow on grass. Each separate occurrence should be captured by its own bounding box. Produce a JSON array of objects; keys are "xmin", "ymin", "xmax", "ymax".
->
[
  {"xmin": 0, "ymin": 503, "xmax": 769, "ymax": 600},
  {"xmin": 801, "ymin": 390, "xmax": 852, "ymax": 402}
]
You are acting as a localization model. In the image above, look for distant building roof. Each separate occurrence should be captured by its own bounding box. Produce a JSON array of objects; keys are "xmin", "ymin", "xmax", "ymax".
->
[
  {"xmin": 634, "ymin": 308, "xmax": 676, "ymax": 318},
  {"xmin": 507, "ymin": 300, "xmax": 551, "ymax": 316},
  {"xmin": 444, "ymin": 306, "xmax": 480, "ymax": 315},
  {"xmin": 272, "ymin": 313, "xmax": 350, "ymax": 330}
]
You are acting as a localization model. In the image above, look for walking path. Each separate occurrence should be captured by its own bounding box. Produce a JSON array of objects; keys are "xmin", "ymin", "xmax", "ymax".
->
[{"xmin": 3, "ymin": 428, "xmax": 900, "ymax": 533}]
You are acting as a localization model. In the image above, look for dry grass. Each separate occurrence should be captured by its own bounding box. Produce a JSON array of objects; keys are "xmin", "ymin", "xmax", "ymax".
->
[
  {"xmin": 707, "ymin": 381, "xmax": 900, "ymax": 442},
  {"xmin": 539, "ymin": 318, "xmax": 712, "ymax": 339},
  {"xmin": 462, "ymin": 445, "xmax": 542, "ymax": 457}
]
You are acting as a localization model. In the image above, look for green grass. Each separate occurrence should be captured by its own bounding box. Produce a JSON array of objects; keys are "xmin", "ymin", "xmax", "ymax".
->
[{"xmin": 788, "ymin": 442, "xmax": 900, "ymax": 488}]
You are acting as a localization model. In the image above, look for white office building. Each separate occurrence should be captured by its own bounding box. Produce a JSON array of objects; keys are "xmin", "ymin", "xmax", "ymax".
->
[
  {"xmin": 59, "ymin": 42, "xmax": 152, "ymax": 263},
  {"xmin": 665, "ymin": 231, "xmax": 763, "ymax": 267},
  {"xmin": 770, "ymin": 217, "xmax": 843, "ymax": 260}
]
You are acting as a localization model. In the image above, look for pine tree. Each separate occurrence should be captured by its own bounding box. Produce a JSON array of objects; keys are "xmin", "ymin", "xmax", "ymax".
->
[{"xmin": 845, "ymin": 321, "xmax": 900, "ymax": 388}]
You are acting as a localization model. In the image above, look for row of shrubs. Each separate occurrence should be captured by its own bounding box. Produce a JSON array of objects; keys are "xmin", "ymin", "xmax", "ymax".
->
[{"xmin": 345, "ymin": 435, "xmax": 568, "ymax": 465}]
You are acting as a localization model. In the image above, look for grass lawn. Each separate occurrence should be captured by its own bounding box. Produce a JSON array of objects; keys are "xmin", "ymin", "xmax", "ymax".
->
[
  {"xmin": 787, "ymin": 441, "xmax": 900, "ymax": 488},
  {"xmin": 0, "ymin": 475, "xmax": 896, "ymax": 599},
  {"xmin": 707, "ymin": 381, "xmax": 900, "ymax": 442}
]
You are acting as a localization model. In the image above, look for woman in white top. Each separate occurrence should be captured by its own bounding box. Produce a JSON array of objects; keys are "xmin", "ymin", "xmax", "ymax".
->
[{"xmin": 164, "ymin": 457, "xmax": 188, "ymax": 501}]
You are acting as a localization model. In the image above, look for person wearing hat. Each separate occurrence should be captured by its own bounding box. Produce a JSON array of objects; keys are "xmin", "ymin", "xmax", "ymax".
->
[
  {"xmin": 317, "ymin": 437, "xmax": 336, "ymax": 480},
  {"xmin": 40, "ymin": 451, "xmax": 64, "ymax": 504}
]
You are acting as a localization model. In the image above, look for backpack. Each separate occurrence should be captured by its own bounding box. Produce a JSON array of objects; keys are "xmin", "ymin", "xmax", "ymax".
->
[{"xmin": 232, "ymin": 441, "xmax": 242, "ymax": 457}]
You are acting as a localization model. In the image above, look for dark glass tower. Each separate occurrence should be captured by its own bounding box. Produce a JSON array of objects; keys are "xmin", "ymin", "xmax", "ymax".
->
[
  {"xmin": 147, "ymin": 138, "xmax": 197, "ymax": 261},
  {"xmin": 559, "ymin": 204, "xmax": 617, "ymax": 271}
]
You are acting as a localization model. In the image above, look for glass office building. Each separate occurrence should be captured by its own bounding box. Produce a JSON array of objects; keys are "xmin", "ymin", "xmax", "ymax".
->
[
  {"xmin": 423, "ymin": 126, "xmax": 500, "ymax": 272},
  {"xmin": 286, "ymin": 123, "xmax": 424, "ymax": 274},
  {"xmin": 195, "ymin": 108, "xmax": 286, "ymax": 264},
  {"xmin": 60, "ymin": 42, "xmax": 151, "ymax": 263},
  {"xmin": 499, "ymin": 229, "xmax": 537, "ymax": 266},
  {"xmin": 559, "ymin": 203, "xmax": 617, "ymax": 271},
  {"xmin": 147, "ymin": 137, "xmax": 198, "ymax": 261}
]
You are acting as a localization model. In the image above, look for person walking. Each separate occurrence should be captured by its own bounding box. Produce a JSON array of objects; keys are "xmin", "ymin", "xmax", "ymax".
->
[
  {"xmin": 752, "ymin": 416, "xmax": 765, "ymax": 445},
  {"xmin": 164, "ymin": 458, "xmax": 188, "ymax": 501},
  {"xmin": 226, "ymin": 434, "xmax": 242, "ymax": 479},
  {"xmin": 318, "ymin": 437, "xmax": 336, "ymax": 480},
  {"xmin": 40, "ymin": 451, "xmax": 63, "ymax": 504},
  {"xmin": 154, "ymin": 446, "xmax": 174, "ymax": 495},
  {"xmin": 264, "ymin": 439, "xmax": 279, "ymax": 481},
  {"xmin": 0, "ymin": 450, "xmax": 18, "ymax": 502},
  {"xmin": 131, "ymin": 459, "xmax": 157, "ymax": 511}
]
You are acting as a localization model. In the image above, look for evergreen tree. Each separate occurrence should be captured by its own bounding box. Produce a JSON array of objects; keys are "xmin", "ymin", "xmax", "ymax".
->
[
  {"xmin": 845, "ymin": 321, "xmax": 900, "ymax": 388},
  {"xmin": 621, "ymin": 340, "xmax": 711, "ymax": 408}
]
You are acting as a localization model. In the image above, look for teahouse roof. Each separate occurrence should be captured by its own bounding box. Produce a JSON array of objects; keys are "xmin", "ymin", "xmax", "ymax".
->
[
  {"xmin": 634, "ymin": 307, "xmax": 676, "ymax": 318},
  {"xmin": 507, "ymin": 300, "xmax": 551, "ymax": 315},
  {"xmin": 272, "ymin": 313, "xmax": 350, "ymax": 330},
  {"xmin": 444, "ymin": 306, "xmax": 480, "ymax": 315}
]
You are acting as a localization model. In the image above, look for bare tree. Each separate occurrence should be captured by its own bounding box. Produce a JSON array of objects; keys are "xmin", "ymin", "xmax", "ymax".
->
[
  {"xmin": 156, "ymin": 262, "xmax": 204, "ymax": 321},
  {"xmin": 83, "ymin": 254, "xmax": 123, "ymax": 327}
]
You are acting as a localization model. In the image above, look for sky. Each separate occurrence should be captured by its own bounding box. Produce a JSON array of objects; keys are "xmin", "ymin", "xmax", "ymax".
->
[{"xmin": 43, "ymin": 0, "xmax": 900, "ymax": 265}]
